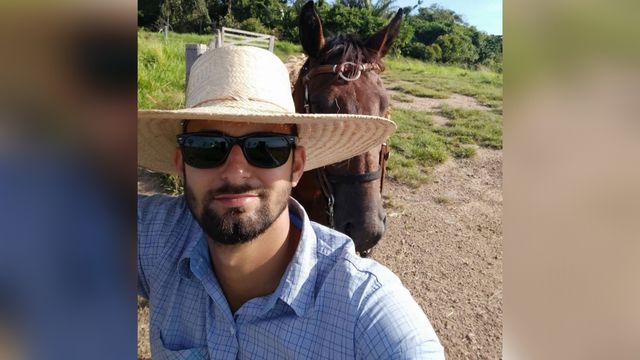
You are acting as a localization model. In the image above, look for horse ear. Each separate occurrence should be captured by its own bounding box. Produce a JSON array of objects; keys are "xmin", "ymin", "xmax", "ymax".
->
[
  {"xmin": 299, "ymin": 1, "xmax": 325, "ymax": 58},
  {"xmin": 365, "ymin": 9, "xmax": 403, "ymax": 59}
]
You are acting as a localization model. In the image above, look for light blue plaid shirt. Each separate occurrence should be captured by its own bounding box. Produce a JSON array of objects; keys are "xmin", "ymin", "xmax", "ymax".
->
[{"xmin": 138, "ymin": 195, "xmax": 444, "ymax": 359}]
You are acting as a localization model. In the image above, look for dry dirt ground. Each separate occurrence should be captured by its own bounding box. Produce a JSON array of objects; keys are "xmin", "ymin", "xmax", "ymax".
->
[
  {"xmin": 373, "ymin": 148, "xmax": 502, "ymax": 359},
  {"xmin": 137, "ymin": 91, "xmax": 503, "ymax": 359}
]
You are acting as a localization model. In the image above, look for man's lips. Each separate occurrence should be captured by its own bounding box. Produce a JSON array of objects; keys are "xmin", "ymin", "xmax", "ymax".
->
[{"xmin": 213, "ymin": 193, "xmax": 259, "ymax": 207}]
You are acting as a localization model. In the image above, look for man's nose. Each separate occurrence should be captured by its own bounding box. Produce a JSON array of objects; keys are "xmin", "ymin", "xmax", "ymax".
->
[{"xmin": 219, "ymin": 144, "xmax": 251, "ymax": 181}]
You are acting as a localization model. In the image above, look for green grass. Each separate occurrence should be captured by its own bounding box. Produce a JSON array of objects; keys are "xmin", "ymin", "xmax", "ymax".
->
[
  {"xmin": 386, "ymin": 106, "xmax": 500, "ymax": 187},
  {"xmin": 273, "ymin": 41, "xmax": 303, "ymax": 59},
  {"xmin": 161, "ymin": 174, "xmax": 184, "ymax": 195},
  {"xmin": 138, "ymin": 31, "xmax": 195, "ymax": 109},
  {"xmin": 435, "ymin": 105, "xmax": 503, "ymax": 149},
  {"xmin": 390, "ymin": 93, "xmax": 413, "ymax": 103},
  {"xmin": 383, "ymin": 56, "xmax": 503, "ymax": 112},
  {"xmin": 389, "ymin": 84, "xmax": 449, "ymax": 99}
]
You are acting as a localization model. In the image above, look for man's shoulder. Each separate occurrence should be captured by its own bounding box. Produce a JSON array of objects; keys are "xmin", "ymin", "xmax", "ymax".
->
[
  {"xmin": 138, "ymin": 194, "xmax": 188, "ymax": 224},
  {"xmin": 138, "ymin": 193, "xmax": 184, "ymax": 210},
  {"xmin": 305, "ymin": 225, "xmax": 445, "ymax": 358},
  {"xmin": 309, "ymin": 221, "xmax": 404, "ymax": 299},
  {"xmin": 137, "ymin": 194, "xmax": 193, "ymax": 255}
]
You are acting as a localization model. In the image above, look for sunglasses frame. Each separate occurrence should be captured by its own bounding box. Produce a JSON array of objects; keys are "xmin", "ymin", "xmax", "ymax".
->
[{"xmin": 177, "ymin": 131, "xmax": 297, "ymax": 169}]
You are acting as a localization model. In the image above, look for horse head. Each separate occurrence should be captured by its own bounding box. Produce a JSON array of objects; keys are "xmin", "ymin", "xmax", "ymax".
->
[{"xmin": 291, "ymin": 1, "xmax": 402, "ymax": 255}]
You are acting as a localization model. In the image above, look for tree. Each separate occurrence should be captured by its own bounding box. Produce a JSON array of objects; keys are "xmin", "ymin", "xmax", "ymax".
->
[
  {"xmin": 416, "ymin": 4, "xmax": 466, "ymax": 25},
  {"xmin": 389, "ymin": 19, "xmax": 415, "ymax": 56},
  {"xmin": 435, "ymin": 31, "xmax": 478, "ymax": 64},
  {"xmin": 163, "ymin": 0, "xmax": 214, "ymax": 33},
  {"xmin": 478, "ymin": 34, "xmax": 502, "ymax": 67},
  {"xmin": 138, "ymin": 0, "xmax": 163, "ymax": 29},
  {"xmin": 322, "ymin": 4, "xmax": 385, "ymax": 39}
]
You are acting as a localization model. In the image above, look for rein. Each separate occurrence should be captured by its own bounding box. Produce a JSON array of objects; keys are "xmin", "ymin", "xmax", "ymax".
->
[{"xmin": 300, "ymin": 60, "xmax": 390, "ymax": 229}]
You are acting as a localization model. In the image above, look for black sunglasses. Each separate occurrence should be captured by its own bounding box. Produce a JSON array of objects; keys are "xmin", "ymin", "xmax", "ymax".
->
[{"xmin": 177, "ymin": 132, "xmax": 297, "ymax": 169}]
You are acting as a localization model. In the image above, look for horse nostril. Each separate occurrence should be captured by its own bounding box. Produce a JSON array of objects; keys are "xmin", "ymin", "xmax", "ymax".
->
[{"xmin": 382, "ymin": 214, "xmax": 387, "ymax": 225}]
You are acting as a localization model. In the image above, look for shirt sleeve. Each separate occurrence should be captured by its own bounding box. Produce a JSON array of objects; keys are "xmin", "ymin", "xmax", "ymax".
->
[
  {"xmin": 137, "ymin": 254, "xmax": 150, "ymax": 299},
  {"xmin": 137, "ymin": 194, "xmax": 151, "ymax": 299},
  {"xmin": 355, "ymin": 282, "xmax": 445, "ymax": 359}
]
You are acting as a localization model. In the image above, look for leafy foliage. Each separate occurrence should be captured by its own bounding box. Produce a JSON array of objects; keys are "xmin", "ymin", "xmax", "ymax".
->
[
  {"xmin": 322, "ymin": 4, "xmax": 386, "ymax": 39},
  {"xmin": 137, "ymin": 0, "xmax": 501, "ymax": 68}
]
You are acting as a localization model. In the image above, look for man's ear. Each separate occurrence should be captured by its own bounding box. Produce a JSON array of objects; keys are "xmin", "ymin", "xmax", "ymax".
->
[
  {"xmin": 173, "ymin": 147, "xmax": 185, "ymax": 181},
  {"xmin": 299, "ymin": 1, "xmax": 325, "ymax": 58},
  {"xmin": 291, "ymin": 146, "xmax": 306, "ymax": 187}
]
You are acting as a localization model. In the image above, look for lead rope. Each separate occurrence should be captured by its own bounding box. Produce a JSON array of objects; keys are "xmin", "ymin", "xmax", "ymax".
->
[
  {"xmin": 316, "ymin": 168, "xmax": 335, "ymax": 228},
  {"xmin": 379, "ymin": 143, "xmax": 390, "ymax": 193}
]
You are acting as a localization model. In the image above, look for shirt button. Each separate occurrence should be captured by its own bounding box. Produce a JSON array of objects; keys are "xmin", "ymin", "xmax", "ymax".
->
[{"xmin": 230, "ymin": 327, "xmax": 235, "ymax": 335}]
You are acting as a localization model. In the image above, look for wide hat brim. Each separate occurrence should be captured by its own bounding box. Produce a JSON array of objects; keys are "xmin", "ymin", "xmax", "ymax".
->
[{"xmin": 138, "ymin": 106, "xmax": 396, "ymax": 175}]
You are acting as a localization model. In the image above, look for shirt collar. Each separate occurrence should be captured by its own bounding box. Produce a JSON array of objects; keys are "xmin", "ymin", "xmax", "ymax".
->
[
  {"xmin": 269, "ymin": 197, "xmax": 318, "ymax": 317},
  {"xmin": 177, "ymin": 202, "xmax": 206, "ymax": 280}
]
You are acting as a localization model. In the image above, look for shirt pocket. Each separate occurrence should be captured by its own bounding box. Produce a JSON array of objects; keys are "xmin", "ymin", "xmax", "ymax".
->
[{"xmin": 155, "ymin": 331, "xmax": 208, "ymax": 360}]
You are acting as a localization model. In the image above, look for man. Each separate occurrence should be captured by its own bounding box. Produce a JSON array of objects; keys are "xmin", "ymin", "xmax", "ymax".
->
[{"xmin": 138, "ymin": 45, "xmax": 444, "ymax": 359}]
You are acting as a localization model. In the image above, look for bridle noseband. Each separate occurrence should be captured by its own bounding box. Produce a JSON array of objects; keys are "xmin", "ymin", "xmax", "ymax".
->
[{"xmin": 300, "ymin": 60, "xmax": 390, "ymax": 229}]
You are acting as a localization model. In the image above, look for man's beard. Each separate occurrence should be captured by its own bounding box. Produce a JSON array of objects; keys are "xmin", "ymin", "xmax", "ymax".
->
[{"xmin": 185, "ymin": 182, "xmax": 291, "ymax": 245}]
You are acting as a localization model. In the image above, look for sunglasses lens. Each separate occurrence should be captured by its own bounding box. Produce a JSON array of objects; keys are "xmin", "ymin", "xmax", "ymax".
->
[
  {"xmin": 181, "ymin": 135, "xmax": 229, "ymax": 169},
  {"xmin": 178, "ymin": 134, "xmax": 294, "ymax": 169},
  {"xmin": 244, "ymin": 136, "xmax": 293, "ymax": 168}
]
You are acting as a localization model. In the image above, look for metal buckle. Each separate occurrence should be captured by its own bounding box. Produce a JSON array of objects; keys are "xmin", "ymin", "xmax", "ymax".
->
[{"xmin": 337, "ymin": 61, "xmax": 362, "ymax": 81}]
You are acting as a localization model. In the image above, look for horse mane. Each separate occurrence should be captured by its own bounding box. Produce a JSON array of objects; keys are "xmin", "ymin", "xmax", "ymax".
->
[{"xmin": 318, "ymin": 33, "xmax": 386, "ymax": 71}]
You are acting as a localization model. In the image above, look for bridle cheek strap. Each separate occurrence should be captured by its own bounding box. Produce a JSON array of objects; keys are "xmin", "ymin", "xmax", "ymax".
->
[{"xmin": 317, "ymin": 143, "xmax": 390, "ymax": 227}]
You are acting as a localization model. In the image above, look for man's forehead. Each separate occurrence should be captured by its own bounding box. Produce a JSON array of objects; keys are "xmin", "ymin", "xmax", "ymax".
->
[{"xmin": 185, "ymin": 120, "xmax": 293, "ymax": 134}]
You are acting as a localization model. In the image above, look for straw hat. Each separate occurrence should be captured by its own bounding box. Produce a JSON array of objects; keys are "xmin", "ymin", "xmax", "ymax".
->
[{"xmin": 138, "ymin": 45, "xmax": 396, "ymax": 174}]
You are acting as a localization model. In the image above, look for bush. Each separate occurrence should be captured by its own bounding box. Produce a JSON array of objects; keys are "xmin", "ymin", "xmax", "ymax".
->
[
  {"xmin": 406, "ymin": 43, "xmax": 442, "ymax": 62},
  {"xmin": 390, "ymin": 20, "xmax": 415, "ymax": 57},
  {"xmin": 406, "ymin": 42, "xmax": 428, "ymax": 60},
  {"xmin": 239, "ymin": 18, "xmax": 269, "ymax": 34},
  {"xmin": 436, "ymin": 32, "xmax": 478, "ymax": 64},
  {"xmin": 322, "ymin": 5, "xmax": 385, "ymax": 39},
  {"xmin": 425, "ymin": 44, "xmax": 442, "ymax": 62},
  {"xmin": 219, "ymin": 13, "xmax": 238, "ymax": 28}
]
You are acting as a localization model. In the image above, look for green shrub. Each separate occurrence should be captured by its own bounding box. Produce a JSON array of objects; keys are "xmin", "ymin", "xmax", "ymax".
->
[
  {"xmin": 436, "ymin": 32, "xmax": 479, "ymax": 64},
  {"xmin": 239, "ymin": 18, "xmax": 269, "ymax": 34}
]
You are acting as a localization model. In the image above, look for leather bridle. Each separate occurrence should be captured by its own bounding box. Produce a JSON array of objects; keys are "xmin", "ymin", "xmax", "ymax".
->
[
  {"xmin": 300, "ymin": 60, "xmax": 390, "ymax": 228},
  {"xmin": 315, "ymin": 144, "xmax": 390, "ymax": 228}
]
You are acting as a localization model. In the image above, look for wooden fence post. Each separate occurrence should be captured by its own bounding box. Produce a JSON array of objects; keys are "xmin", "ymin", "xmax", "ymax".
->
[
  {"xmin": 185, "ymin": 44, "xmax": 208, "ymax": 89},
  {"xmin": 268, "ymin": 35, "xmax": 275, "ymax": 52}
]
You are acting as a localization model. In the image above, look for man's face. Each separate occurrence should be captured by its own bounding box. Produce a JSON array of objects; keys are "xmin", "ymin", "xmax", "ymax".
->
[{"xmin": 175, "ymin": 120, "xmax": 305, "ymax": 245}]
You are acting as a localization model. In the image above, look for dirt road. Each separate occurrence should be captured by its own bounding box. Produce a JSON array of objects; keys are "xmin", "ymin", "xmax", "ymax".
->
[{"xmin": 373, "ymin": 148, "xmax": 503, "ymax": 359}]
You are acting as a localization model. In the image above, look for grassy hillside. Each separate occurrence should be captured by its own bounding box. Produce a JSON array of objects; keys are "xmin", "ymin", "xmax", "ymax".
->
[{"xmin": 138, "ymin": 30, "xmax": 502, "ymax": 187}]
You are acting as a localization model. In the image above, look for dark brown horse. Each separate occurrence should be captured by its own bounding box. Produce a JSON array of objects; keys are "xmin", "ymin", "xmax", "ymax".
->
[{"xmin": 291, "ymin": 1, "xmax": 402, "ymax": 256}]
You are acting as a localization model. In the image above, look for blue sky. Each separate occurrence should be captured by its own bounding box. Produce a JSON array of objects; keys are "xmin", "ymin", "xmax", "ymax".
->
[{"xmin": 393, "ymin": 0, "xmax": 502, "ymax": 35}]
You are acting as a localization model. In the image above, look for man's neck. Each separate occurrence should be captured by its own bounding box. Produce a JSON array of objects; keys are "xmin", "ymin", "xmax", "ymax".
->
[{"xmin": 208, "ymin": 208, "xmax": 300, "ymax": 314}]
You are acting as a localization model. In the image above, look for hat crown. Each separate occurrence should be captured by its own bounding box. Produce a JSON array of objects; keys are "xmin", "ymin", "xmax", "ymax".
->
[{"xmin": 186, "ymin": 46, "xmax": 295, "ymax": 113}]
